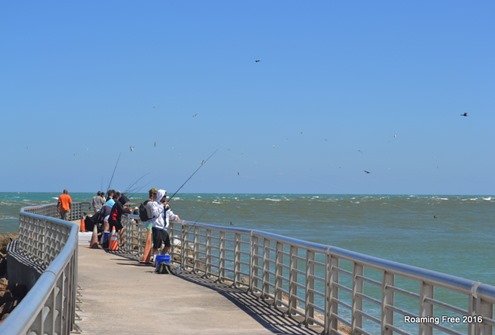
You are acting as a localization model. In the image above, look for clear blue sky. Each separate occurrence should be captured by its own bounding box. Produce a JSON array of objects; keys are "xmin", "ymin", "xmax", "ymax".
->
[{"xmin": 1, "ymin": 1, "xmax": 493, "ymax": 195}]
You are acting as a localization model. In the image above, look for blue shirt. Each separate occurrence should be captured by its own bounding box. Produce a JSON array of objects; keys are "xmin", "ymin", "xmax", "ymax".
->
[{"xmin": 104, "ymin": 199, "xmax": 115, "ymax": 208}]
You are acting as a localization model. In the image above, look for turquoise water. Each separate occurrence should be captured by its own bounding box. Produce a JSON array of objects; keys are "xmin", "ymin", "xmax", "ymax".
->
[{"xmin": 1, "ymin": 192, "xmax": 494, "ymax": 286}]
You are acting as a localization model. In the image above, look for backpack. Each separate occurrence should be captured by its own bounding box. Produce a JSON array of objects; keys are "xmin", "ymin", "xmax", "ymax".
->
[{"xmin": 138, "ymin": 200, "xmax": 150, "ymax": 221}]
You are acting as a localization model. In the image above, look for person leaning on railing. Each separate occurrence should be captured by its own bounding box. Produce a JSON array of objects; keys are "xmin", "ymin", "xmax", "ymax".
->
[{"xmin": 108, "ymin": 191, "xmax": 131, "ymax": 247}]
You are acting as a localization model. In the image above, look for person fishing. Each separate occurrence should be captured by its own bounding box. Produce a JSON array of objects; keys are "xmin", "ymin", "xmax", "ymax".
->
[
  {"xmin": 107, "ymin": 191, "xmax": 131, "ymax": 247},
  {"xmin": 149, "ymin": 189, "xmax": 179, "ymax": 262}
]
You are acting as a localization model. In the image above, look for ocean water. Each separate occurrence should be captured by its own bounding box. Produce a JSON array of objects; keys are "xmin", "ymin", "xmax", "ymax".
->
[{"xmin": 1, "ymin": 192, "xmax": 493, "ymax": 286}]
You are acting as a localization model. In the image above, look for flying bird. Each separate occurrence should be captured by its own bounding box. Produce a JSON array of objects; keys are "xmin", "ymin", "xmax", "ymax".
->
[
  {"xmin": 192, "ymin": 113, "xmax": 198, "ymax": 118},
  {"xmin": 255, "ymin": 59, "xmax": 261, "ymax": 63},
  {"xmin": 129, "ymin": 146, "xmax": 135, "ymax": 152},
  {"xmin": 460, "ymin": 112, "xmax": 468, "ymax": 117},
  {"xmin": 364, "ymin": 170, "xmax": 371, "ymax": 174}
]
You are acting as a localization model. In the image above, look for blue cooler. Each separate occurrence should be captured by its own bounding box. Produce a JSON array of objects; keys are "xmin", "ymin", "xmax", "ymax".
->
[{"xmin": 155, "ymin": 254, "xmax": 171, "ymax": 271}]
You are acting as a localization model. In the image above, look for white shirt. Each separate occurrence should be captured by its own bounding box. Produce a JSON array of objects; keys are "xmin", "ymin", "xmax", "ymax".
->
[{"xmin": 150, "ymin": 200, "xmax": 165, "ymax": 230}]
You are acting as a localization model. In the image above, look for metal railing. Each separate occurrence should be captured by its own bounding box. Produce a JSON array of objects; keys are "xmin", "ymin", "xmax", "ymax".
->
[
  {"xmin": 2, "ymin": 205, "xmax": 494, "ymax": 335},
  {"xmin": 118, "ymin": 215, "xmax": 495, "ymax": 335},
  {"xmin": 0, "ymin": 203, "xmax": 85, "ymax": 335}
]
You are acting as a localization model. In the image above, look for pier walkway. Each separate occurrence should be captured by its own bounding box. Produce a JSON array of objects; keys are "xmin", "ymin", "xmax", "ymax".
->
[{"xmin": 74, "ymin": 243, "xmax": 320, "ymax": 335}]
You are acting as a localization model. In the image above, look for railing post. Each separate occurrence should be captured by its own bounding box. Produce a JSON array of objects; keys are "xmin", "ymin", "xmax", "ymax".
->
[
  {"xmin": 382, "ymin": 271, "xmax": 394, "ymax": 335},
  {"xmin": 69, "ymin": 249, "xmax": 78, "ymax": 333},
  {"xmin": 325, "ymin": 252, "xmax": 339, "ymax": 334},
  {"xmin": 250, "ymin": 233, "xmax": 259, "ymax": 293},
  {"xmin": 419, "ymin": 282, "xmax": 434, "ymax": 335},
  {"xmin": 41, "ymin": 220, "xmax": 47, "ymax": 265},
  {"xmin": 234, "ymin": 233, "xmax": 241, "ymax": 285},
  {"xmin": 205, "ymin": 229, "xmax": 212, "ymax": 277},
  {"xmin": 352, "ymin": 263, "xmax": 364, "ymax": 332},
  {"xmin": 193, "ymin": 225, "xmax": 200, "ymax": 273},
  {"xmin": 274, "ymin": 241, "xmax": 283, "ymax": 306},
  {"xmin": 470, "ymin": 282, "xmax": 493, "ymax": 335},
  {"xmin": 54, "ymin": 273, "xmax": 63, "ymax": 333},
  {"xmin": 478, "ymin": 298, "xmax": 493, "ymax": 335},
  {"xmin": 262, "ymin": 238, "xmax": 271, "ymax": 299},
  {"xmin": 182, "ymin": 224, "xmax": 190, "ymax": 271},
  {"xmin": 305, "ymin": 250, "xmax": 315, "ymax": 325},
  {"xmin": 288, "ymin": 245, "xmax": 298, "ymax": 316},
  {"xmin": 219, "ymin": 231, "xmax": 226, "ymax": 281}
]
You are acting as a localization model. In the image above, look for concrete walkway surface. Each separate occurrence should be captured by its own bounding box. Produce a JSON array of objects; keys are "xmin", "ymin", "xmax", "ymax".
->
[{"xmin": 74, "ymin": 245, "xmax": 321, "ymax": 335}]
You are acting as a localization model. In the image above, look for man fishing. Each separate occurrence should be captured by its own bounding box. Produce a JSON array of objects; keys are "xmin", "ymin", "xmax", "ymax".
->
[{"xmin": 149, "ymin": 189, "xmax": 180, "ymax": 262}]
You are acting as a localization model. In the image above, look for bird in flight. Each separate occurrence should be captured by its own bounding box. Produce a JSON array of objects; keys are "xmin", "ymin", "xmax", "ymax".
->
[
  {"xmin": 129, "ymin": 146, "xmax": 135, "ymax": 152},
  {"xmin": 460, "ymin": 112, "xmax": 468, "ymax": 117},
  {"xmin": 255, "ymin": 59, "xmax": 261, "ymax": 63},
  {"xmin": 364, "ymin": 170, "xmax": 371, "ymax": 174}
]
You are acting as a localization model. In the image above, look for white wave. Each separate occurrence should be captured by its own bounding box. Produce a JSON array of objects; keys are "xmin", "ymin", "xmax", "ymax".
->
[
  {"xmin": 264, "ymin": 198, "xmax": 282, "ymax": 202},
  {"xmin": 0, "ymin": 216, "xmax": 17, "ymax": 220}
]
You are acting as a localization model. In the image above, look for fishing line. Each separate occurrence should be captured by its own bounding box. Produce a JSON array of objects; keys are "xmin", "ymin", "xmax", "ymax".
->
[
  {"xmin": 168, "ymin": 149, "xmax": 218, "ymax": 201},
  {"xmin": 191, "ymin": 207, "xmax": 210, "ymax": 224}
]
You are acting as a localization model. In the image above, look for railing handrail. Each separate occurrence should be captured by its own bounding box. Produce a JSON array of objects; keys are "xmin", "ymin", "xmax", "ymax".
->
[
  {"xmin": 2, "ymin": 204, "xmax": 494, "ymax": 335},
  {"xmin": 0, "ymin": 203, "xmax": 81, "ymax": 335},
  {"xmin": 183, "ymin": 220, "xmax": 491, "ymax": 298}
]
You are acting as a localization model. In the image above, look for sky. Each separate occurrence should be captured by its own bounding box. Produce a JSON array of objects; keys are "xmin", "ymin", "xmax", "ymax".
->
[{"xmin": 1, "ymin": 1, "xmax": 494, "ymax": 195}]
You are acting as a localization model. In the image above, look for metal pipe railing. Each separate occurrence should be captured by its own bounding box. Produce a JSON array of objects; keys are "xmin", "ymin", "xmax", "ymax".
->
[
  {"xmin": 118, "ymin": 215, "xmax": 495, "ymax": 335},
  {"xmin": 3, "ymin": 206, "xmax": 494, "ymax": 335},
  {"xmin": 0, "ymin": 203, "xmax": 82, "ymax": 335}
]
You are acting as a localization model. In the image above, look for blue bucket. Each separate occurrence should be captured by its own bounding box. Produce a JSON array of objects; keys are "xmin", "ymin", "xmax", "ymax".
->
[{"xmin": 155, "ymin": 254, "xmax": 170, "ymax": 271}]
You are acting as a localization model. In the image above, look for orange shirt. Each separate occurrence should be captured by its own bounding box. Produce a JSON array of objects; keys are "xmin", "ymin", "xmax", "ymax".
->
[{"xmin": 58, "ymin": 194, "xmax": 72, "ymax": 211}]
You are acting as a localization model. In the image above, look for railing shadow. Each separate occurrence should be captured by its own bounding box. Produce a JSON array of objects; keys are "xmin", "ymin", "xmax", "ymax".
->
[{"xmin": 175, "ymin": 271, "xmax": 323, "ymax": 335}]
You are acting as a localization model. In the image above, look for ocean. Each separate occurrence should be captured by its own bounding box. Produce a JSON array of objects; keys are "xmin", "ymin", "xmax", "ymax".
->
[{"xmin": 1, "ymin": 192, "xmax": 493, "ymax": 286}]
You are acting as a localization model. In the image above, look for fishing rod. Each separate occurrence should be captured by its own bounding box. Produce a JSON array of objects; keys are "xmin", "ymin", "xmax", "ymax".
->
[
  {"xmin": 106, "ymin": 152, "xmax": 121, "ymax": 191},
  {"xmin": 168, "ymin": 149, "xmax": 218, "ymax": 201},
  {"xmin": 124, "ymin": 172, "xmax": 151, "ymax": 197}
]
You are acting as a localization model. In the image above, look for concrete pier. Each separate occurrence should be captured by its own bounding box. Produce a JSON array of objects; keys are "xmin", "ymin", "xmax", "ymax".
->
[{"xmin": 75, "ymin": 245, "xmax": 320, "ymax": 335}]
